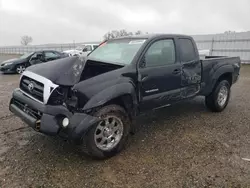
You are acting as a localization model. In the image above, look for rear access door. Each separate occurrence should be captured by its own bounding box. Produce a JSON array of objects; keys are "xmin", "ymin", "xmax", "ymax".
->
[{"xmin": 177, "ymin": 38, "xmax": 202, "ymax": 98}]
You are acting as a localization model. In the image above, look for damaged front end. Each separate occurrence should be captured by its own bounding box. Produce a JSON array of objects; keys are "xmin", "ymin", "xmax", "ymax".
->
[
  {"xmin": 9, "ymin": 57, "xmax": 103, "ymax": 143},
  {"xmin": 9, "ymin": 87, "xmax": 101, "ymax": 143}
]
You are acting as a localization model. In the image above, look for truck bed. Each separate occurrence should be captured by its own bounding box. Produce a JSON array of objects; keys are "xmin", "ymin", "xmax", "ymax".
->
[{"xmin": 200, "ymin": 56, "xmax": 241, "ymax": 95}]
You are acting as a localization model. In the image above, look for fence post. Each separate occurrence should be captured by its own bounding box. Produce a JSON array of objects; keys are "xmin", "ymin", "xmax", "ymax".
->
[{"xmin": 210, "ymin": 37, "xmax": 214, "ymax": 56}]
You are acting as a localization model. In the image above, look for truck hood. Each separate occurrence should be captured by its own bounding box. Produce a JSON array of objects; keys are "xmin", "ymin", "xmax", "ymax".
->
[{"xmin": 26, "ymin": 56, "xmax": 86, "ymax": 86}]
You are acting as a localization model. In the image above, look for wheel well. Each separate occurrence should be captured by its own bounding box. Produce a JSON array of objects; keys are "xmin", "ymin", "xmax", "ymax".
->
[
  {"xmin": 103, "ymin": 94, "xmax": 136, "ymax": 119},
  {"xmin": 85, "ymin": 94, "xmax": 136, "ymax": 118},
  {"xmin": 105, "ymin": 94, "xmax": 133, "ymax": 112},
  {"xmin": 16, "ymin": 64, "xmax": 25, "ymax": 68},
  {"xmin": 217, "ymin": 72, "xmax": 232, "ymax": 86}
]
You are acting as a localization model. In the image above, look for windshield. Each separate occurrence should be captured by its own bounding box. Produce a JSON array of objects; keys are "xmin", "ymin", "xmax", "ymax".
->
[
  {"xmin": 20, "ymin": 52, "xmax": 34, "ymax": 59},
  {"xmin": 88, "ymin": 39, "xmax": 146, "ymax": 65}
]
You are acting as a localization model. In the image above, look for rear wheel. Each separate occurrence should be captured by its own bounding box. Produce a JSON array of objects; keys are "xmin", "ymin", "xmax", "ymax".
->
[
  {"xmin": 205, "ymin": 80, "xmax": 231, "ymax": 112},
  {"xmin": 16, "ymin": 65, "xmax": 26, "ymax": 74},
  {"xmin": 83, "ymin": 105, "xmax": 130, "ymax": 159}
]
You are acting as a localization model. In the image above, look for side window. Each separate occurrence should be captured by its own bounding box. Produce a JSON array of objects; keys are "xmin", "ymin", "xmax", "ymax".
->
[
  {"xmin": 144, "ymin": 39, "xmax": 176, "ymax": 67},
  {"xmin": 31, "ymin": 52, "xmax": 43, "ymax": 60},
  {"xmin": 44, "ymin": 51, "xmax": 59, "ymax": 58},
  {"xmin": 179, "ymin": 38, "xmax": 196, "ymax": 62},
  {"xmin": 83, "ymin": 45, "xmax": 92, "ymax": 52}
]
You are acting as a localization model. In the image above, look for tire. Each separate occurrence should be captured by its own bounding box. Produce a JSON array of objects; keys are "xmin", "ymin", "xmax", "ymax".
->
[
  {"xmin": 205, "ymin": 80, "xmax": 231, "ymax": 112},
  {"xmin": 82, "ymin": 105, "xmax": 131, "ymax": 159},
  {"xmin": 16, "ymin": 64, "xmax": 26, "ymax": 74}
]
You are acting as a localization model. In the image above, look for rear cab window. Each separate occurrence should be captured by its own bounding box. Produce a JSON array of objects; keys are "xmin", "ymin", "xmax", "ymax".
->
[{"xmin": 179, "ymin": 38, "xmax": 197, "ymax": 62}]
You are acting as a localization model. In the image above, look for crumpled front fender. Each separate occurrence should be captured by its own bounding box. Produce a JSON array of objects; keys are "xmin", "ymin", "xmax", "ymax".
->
[{"xmin": 68, "ymin": 113, "xmax": 101, "ymax": 143}]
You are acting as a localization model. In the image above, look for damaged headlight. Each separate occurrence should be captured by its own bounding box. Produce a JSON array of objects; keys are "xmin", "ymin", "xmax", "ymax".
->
[
  {"xmin": 48, "ymin": 87, "xmax": 66, "ymax": 105},
  {"xmin": 65, "ymin": 89, "xmax": 78, "ymax": 109}
]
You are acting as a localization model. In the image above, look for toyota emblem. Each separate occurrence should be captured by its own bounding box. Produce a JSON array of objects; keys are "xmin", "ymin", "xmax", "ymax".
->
[{"xmin": 28, "ymin": 82, "xmax": 34, "ymax": 92}]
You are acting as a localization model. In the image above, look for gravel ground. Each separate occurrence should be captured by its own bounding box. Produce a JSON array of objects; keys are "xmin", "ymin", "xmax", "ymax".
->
[{"xmin": 1, "ymin": 54, "xmax": 250, "ymax": 188}]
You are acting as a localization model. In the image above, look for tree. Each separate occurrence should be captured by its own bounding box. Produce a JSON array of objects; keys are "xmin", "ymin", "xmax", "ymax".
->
[
  {"xmin": 103, "ymin": 30, "xmax": 149, "ymax": 40},
  {"xmin": 103, "ymin": 30, "xmax": 148, "ymax": 40},
  {"xmin": 135, "ymin": 30, "xmax": 143, "ymax": 35},
  {"xmin": 103, "ymin": 30, "xmax": 119, "ymax": 40},
  {"xmin": 103, "ymin": 29, "xmax": 135, "ymax": 40},
  {"xmin": 224, "ymin": 31, "xmax": 236, "ymax": 34},
  {"xmin": 21, "ymin": 35, "xmax": 33, "ymax": 45}
]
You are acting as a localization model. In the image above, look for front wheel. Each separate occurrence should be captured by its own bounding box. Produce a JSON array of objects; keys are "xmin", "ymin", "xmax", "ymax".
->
[
  {"xmin": 16, "ymin": 65, "xmax": 26, "ymax": 74},
  {"xmin": 82, "ymin": 105, "xmax": 131, "ymax": 159},
  {"xmin": 205, "ymin": 80, "xmax": 231, "ymax": 112}
]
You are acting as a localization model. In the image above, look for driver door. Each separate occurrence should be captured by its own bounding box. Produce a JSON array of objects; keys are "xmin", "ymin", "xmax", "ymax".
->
[{"xmin": 138, "ymin": 38, "xmax": 182, "ymax": 111}]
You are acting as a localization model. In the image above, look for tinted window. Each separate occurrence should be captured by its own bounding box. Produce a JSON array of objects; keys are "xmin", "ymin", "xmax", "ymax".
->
[
  {"xmin": 31, "ymin": 52, "xmax": 43, "ymax": 60},
  {"xmin": 145, "ymin": 39, "xmax": 176, "ymax": 67},
  {"xmin": 179, "ymin": 38, "xmax": 196, "ymax": 62},
  {"xmin": 44, "ymin": 51, "xmax": 59, "ymax": 58}
]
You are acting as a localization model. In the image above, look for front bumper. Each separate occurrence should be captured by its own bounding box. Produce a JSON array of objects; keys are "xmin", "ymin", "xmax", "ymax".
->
[
  {"xmin": 9, "ymin": 89, "xmax": 100, "ymax": 143},
  {"xmin": 0, "ymin": 64, "xmax": 16, "ymax": 73}
]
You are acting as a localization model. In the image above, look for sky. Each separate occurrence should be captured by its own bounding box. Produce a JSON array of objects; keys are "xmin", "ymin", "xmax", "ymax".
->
[{"xmin": 0, "ymin": 0, "xmax": 250, "ymax": 46}]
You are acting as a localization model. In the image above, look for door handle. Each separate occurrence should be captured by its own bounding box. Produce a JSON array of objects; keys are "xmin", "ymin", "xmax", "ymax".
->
[{"xmin": 172, "ymin": 69, "xmax": 181, "ymax": 75}]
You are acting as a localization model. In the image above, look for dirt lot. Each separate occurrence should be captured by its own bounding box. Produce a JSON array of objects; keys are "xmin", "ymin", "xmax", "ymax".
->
[{"xmin": 0, "ymin": 54, "xmax": 250, "ymax": 188}]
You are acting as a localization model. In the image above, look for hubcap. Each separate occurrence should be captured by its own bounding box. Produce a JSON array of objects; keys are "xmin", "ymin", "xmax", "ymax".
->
[
  {"xmin": 94, "ymin": 116, "xmax": 124, "ymax": 151},
  {"xmin": 17, "ymin": 66, "xmax": 25, "ymax": 74},
  {"xmin": 217, "ymin": 86, "xmax": 228, "ymax": 107}
]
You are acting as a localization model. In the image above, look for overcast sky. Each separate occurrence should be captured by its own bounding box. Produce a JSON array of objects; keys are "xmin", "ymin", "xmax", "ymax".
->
[{"xmin": 0, "ymin": 0, "xmax": 250, "ymax": 46}]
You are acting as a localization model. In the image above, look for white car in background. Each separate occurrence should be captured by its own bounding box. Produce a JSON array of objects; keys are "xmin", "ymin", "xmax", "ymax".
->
[
  {"xmin": 199, "ymin": 49, "xmax": 211, "ymax": 59},
  {"xmin": 63, "ymin": 43, "xmax": 99, "ymax": 57}
]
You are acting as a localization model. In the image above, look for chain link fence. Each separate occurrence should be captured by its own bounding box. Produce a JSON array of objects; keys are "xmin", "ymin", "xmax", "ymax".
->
[
  {"xmin": 195, "ymin": 39, "xmax": 250, "ymax": 64},
  {"xmin": 0, "ymin": 42, "xmax": 99, "ymax": 55},
  {"xmin": 193, "ymin": 32, "xmax": 250, "ymax": 64},
  {"xmin": 1, "ymin": 32, "xmax": 250, "ymax": 64}
]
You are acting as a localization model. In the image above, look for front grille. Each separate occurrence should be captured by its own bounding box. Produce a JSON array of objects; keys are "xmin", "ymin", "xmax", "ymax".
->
[
  {"xmin": 20, "ymin": 76, "xmax": 44, "ymax": 102},
  {"xmin": 12, "ymin": 99, "xmax": 42, "ymax": 119}
]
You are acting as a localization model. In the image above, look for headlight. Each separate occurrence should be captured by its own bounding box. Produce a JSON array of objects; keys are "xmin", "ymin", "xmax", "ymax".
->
[
  {"xmin": 47, "ymin": 87, "xmax": 65, "ymax": 105},
  {"xmin": 5, "ymin": 62, "xmax": 13, "ymax": 66}
]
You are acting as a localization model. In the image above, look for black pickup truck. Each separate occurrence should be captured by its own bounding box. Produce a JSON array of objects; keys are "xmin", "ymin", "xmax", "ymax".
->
[{"xmin": 9, "ymin": 34, "xmax": 241, "ymax": 159}]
